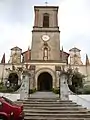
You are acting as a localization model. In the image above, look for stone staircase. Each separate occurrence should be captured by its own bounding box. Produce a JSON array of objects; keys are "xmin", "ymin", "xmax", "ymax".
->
[{"xmin": 17, "ymin": 97, "xmax": 90, "ymax": 120}]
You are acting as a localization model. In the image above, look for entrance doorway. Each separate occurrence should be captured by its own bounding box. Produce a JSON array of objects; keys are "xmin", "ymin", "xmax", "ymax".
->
[
  {"xmin": 38, "ymin": 72, "xmax": 52, "ymax": 91},
  {"xmin": 8, "ymin": 73, "xmax": 18, "ymax": 87}
]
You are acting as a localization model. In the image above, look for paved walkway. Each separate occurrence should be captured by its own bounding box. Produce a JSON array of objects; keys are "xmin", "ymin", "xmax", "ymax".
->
[{"xmin": 30, "ymin": 92, "xmax": 59, "ymax": 98}]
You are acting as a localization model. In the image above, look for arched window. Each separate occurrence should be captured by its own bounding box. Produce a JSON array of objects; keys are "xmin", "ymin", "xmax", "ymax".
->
[
  {"xmin": 43, "ymin": 13, "xmax": 49, "ymax": 28},
  {"xmin": 43, "ymin": 47, "xmax": 48, "ymax": 60}
]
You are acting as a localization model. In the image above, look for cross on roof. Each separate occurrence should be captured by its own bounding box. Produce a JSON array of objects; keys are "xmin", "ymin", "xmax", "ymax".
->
[{"xmin": 45, "ymin": 1, "xmax": 48, "ymax": 6}]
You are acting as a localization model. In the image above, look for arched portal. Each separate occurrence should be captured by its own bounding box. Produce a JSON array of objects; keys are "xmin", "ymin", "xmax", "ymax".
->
[
  {"xmin": 38, "ymin": 72, "xmax": 52, "ymax": 91},
  {"xmin": 8, "ymin": 73, "xmax": 18, "ymax": 86}
]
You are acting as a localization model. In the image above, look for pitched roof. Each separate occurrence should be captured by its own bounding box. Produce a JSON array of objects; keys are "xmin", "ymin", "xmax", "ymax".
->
[
  {"xmin": 69, "ymin": 47, "xmax": 81, "ymax": 52},
  {"xmin": 11, "ymin": 46, "xmax": 22, "ymax": 51},
  {"xmin": 34, "ymin": 6, "xmax": 59, "ymax": 9}
]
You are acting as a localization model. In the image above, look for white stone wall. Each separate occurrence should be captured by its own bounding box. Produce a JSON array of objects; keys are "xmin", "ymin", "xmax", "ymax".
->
[
  {"xmin": 0, "ymin": 93, "xmax": 20, "ymax": 101},
  {"xmin": 69, "ymin": 95, "xmax": 90, "ymax": 109}
]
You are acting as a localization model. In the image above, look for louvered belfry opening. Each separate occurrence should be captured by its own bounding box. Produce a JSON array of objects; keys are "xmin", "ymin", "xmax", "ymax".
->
[{"xmin": 43, "ymin": 13, "xmax": 49, "ymax": 28}]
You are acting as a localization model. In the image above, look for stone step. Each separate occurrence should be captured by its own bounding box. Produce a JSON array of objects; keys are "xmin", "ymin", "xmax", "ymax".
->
[
  {"xmin": 24, "ymin": 116, "xmax": 90, "ymax": 120},
  {"xmin": 19, "ymin": 101, "xmax": 77, "ymax": 104},
  {"xmin": 24, "ymin": 109, "xmax": 87, "ymax": 114},
  {"xmin": 18, "ymin": 98, "xmax": 90, "ymax": 120},
  {"xmin": 29, "ymin": 92, "xmax": 58, "ymax": 98},
  {"xmin": 24, "ymin": 113, "xmax": 90, "ymax": 118},
  {"xmin": 23, "ymin": 103, "xmax": 80, "ymax": 107},
  {"xmin": 23, "ymin": 106, "xmax": 84, "ymax": 110},
  {"xmin": 18, "ymin": 99, "xmax": 72, "ymax": 102},
  {"xmin": 28, "ymin": 97, "xmax": 59, "ymax": 99}
]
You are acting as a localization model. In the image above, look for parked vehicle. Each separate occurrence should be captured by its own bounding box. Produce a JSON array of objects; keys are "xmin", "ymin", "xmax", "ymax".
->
[
  {"xmin": 0, "ymin": 112, "xmax": 9, "ymax": 120},
  {"xmin": 0, "ymin": 96, "xmax": 24, "ymax": 120}
]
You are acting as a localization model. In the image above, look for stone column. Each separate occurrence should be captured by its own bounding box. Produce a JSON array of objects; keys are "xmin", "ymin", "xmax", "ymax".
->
[
  {"xmin": 29, "ymin": 65, "xmax": 35, "ymax": 89},
  {"xmin": 19, "ymin": 73, "xmax": 30, "ymax": 100},
  {"xmin": 55, "ymin": 66, "xmax": 61, "ymax": 88},
  {"xmin": 60, "ymin": 74, "xmax": 71, "ymax": 100},
  {"xmin": 34, "ymin": 9, "xmax": 39, "ymax": 27}
]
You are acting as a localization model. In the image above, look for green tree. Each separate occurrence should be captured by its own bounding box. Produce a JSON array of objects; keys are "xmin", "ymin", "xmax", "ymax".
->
[{"xmin": 65, "ymin": 68, "xmax": 85, "ymax": 94}]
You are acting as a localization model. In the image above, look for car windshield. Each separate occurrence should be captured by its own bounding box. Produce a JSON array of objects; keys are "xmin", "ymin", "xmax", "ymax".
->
[{"xmin": 2, "ymin": 96, "xmax": 14, "ymax": 105}]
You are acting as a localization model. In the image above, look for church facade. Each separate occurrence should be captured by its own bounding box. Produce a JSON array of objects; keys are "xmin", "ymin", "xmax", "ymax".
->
[{"xmin": 0, "ymin": 5, "xmax": 90, "ymax": 91}]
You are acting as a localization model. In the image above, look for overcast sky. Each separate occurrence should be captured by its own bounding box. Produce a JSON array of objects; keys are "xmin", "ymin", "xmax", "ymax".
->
[{"xmin": 0, "ymin": 0, "xmax": 90, "ymax": 63}]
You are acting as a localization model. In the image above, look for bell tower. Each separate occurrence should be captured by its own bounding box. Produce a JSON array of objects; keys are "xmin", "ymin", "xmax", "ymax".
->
[{"xmin": 31, "ymin": 6, "xmax": 60, "ymax": 61}]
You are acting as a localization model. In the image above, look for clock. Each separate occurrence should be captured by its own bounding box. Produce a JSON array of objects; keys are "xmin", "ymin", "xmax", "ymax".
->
[{"xmin": 42, "ymin": 35, "xmax": 50, "ymax": 41}]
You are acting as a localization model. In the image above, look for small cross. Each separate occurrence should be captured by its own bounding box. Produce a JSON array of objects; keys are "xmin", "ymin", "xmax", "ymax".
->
[{"xmin": 45, "ymin": 1, "xmax": 48, "ymax": 6}]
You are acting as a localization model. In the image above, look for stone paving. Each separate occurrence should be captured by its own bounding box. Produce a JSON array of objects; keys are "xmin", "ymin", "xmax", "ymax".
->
[{"xmin": 30, "ymin": 92, "xmax": 59, "ymax": 98}]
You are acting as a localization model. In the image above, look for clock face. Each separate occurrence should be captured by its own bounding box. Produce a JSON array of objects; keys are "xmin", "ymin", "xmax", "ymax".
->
[{"xmin": 42, "ymin": 35, "xmax": 50, "ymax": 41}]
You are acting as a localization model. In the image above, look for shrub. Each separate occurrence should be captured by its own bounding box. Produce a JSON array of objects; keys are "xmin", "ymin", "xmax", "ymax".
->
[
  {"xmin": 65, "ymin": 68, "xmax": 85, "ymax": 94},
  {"xmin": 0, "ymin": 87, "xmax": 14, "ymax": 93},
  {"xmin": 52, "ymin": 88, "xmax": 60, "ymax": 94},
  {"xmin": 68, "ymin": 85, "xmax": 83, "ymax": 94},
  {"xmin": 83, "ymin": 85, "xmax": 90, "ymax": 94},
  {"xmin": 29, "ymin": 88, "xmax": 36, "ymax": 94},
  {"xmin": 13, "ymin": 85, "xmax": 21, "ymax": 91}
]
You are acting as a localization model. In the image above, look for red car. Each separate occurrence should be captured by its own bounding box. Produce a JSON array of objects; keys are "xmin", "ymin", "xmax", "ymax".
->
[{"xmin": 0, "ymin": 96, "xmax": 24, "ymax": 120}]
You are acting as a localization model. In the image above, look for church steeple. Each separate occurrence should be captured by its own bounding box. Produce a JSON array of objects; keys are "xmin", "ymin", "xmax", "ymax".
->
[
  {"xmin": 33, "ymin": 6, "xmax": 59, "ymax": 29},
  {"xmin": 31, "ymin": 5, "xmax": 60, "ymax": 61}
]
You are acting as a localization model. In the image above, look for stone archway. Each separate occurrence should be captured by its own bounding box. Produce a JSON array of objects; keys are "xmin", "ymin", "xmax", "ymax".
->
[
  {"xmin": 8, "ymin": 72, "xmax": 18, "ymax": 86},
  {"xmin": 37, "ymin": 72, "xmax": 52, "ymax": 91}
]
